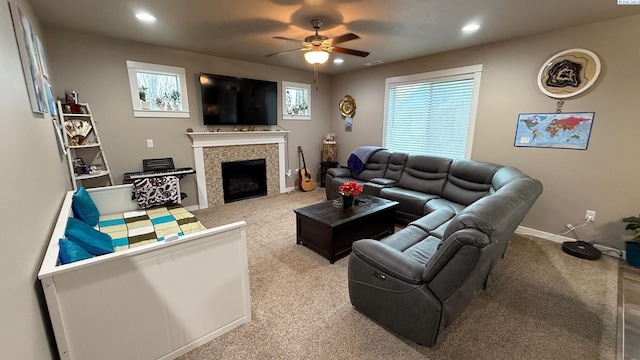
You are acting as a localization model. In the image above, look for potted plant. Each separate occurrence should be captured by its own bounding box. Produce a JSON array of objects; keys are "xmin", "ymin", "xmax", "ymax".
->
[
  {"xmin": 153, "ymin": 96, "xmax": 165, "ymax": 110},
  {"xmin": 138, "ymin": 86, "xmax": 150, "ymax": 109},
  {"xmin": 169, "ymin": 90, "xmax": 181, "ymax": 110},
  {"xmin": 623, "ymin": 214, "xmax": 640, "ymax": 267},
  {"xmin": 338, "ymin": 181, "xmax": 363, "ymax": 209}
]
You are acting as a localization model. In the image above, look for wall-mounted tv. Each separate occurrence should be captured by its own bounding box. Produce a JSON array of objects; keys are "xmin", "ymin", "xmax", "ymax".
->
[{"xmin": 200, "ymin": 73, "xmax": 277, "ymax": 126}]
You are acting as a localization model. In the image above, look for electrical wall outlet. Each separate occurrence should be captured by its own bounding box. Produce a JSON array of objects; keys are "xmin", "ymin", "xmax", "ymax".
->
[
  {"xmin": 585, "ymin": 210, "xmax": 596, "ymax": 221},
  {"xmin": 146, "ymin": 139, "xmax": 154, "ymax": 148}
]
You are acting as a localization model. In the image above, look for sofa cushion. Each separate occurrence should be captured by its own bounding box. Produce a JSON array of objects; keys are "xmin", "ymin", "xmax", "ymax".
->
[
  {"xmin": 408, "ymin": 209, "xmax": 456, "ymax": 235},
  {"xmin": 424, "ymin": 198, "xmax": 467, "ymax": 214},
  {"xmin": 380, "ymin": 225, "xmax": 429, "ymax": 252},
  {"xmin": 363, "ymin": 178, "xmax": 398, "ymax": 197},
  {"xmin": 378, "ymin": 187, "xmax": 438, "ymax": 216},
  {"xmin": 72, "ymin": 186, "xmax": 100, "ymax": 227},
  {"xmin": 441, "ymin": 159, "xmax": 501, "ymax": 206},
  {"xmin": 397, "ymin": 155, "xmax": 452, "ymax": 195},
  {"xmin": 382, "ymin": 152, "xmax": 408, "ymax": 181},
  {"xmin": 58, "ymin": 238, "xmax": 93, "ymax": 264},
  {"xmin": 356, "ymin": 150, "xmax": 391, "ymax": 181},
  {"xmin": 65, "ymin": 217, "xmax": 114, "ymax": 256},
  {"xmin": 403, "ymin": 235, "xmax": 443, "ymax": 266}
]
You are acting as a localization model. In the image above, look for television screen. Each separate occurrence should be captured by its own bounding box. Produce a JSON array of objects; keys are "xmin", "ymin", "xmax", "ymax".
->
[{"xmin": 200, "ymin": 73, "xmax": 277, "ymax": 126}]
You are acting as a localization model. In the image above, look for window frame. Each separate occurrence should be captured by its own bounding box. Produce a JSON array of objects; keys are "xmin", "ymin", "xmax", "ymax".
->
[
  {"xmin": 282, "ymin": 81, "xmax": 311, "ymax": 120},
  {"xmin": 126, "ymin": 60, "xmax": 190, "ymax": 118},
  {"xmin": 382, "ymin": 64, "xmax": 482, "ymax": 159}
]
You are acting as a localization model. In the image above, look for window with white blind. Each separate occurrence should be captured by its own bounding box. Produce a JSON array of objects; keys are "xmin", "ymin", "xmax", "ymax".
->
[{"xmin": 383, "ymin": 65, "xmax": 482, "ymax": 159}]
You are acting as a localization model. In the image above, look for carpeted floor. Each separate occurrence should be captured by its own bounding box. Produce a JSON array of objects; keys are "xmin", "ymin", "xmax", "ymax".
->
[{"xmin": 181, "ymin": 188, "xmax": 619, "ymax": 360}]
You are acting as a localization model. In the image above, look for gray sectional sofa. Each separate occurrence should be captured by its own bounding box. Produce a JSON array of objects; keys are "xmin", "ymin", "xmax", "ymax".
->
[{"xmin": 326, "ymin": 149, "xmax": 543, "ymax": 346}]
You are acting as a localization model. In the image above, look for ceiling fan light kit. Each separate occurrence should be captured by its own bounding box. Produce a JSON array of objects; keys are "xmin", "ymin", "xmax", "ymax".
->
[{"xmin": 304, "ymin": 48, "xmax": 329, "ymax": 64}]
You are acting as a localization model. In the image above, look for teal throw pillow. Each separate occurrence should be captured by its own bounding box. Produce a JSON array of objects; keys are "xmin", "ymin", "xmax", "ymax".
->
[
  {"xmin": 72, "ymin": 186, "xmax": 100, "ymax": 227},
  {"xmin": 65, "ymin": 217, "xmax": 114, "ymax": 255},
  {"xmin": 58, "ymin": 238, "xmax": 93, "ymax": 264}
]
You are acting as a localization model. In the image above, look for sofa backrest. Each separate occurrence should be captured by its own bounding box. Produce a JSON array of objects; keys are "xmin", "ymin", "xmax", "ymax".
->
[
  {"xmin": 355, "ymin": 150, "xmax": 391, "ymax": 181},
  {"xmin": 440, "ymin": 159, "xmax": 502, "ymax": 206},
  {"xmin": 382, "ymin": 152, "xmax": 408, "ymax": 181},
  {"xmin": 397, "ymin": 155, "xmax": 452, "ymax": 194},
  {"xmin": 490, "ymin": 166, "xmax": 529, "ymax": 192},
  {"xmin": 442, "ymin": 177, "xmax": 543, "ymax": 242}
]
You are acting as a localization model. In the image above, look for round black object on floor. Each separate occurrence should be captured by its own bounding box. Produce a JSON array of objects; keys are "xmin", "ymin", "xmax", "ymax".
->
[{"xmin": 562, "ymin": 241, "xmax": 602, "ymax": 260}]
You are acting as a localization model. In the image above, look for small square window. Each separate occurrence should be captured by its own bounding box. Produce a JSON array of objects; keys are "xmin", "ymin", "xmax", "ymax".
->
[
  {"xmin": 282, "ymin": 81, "xmax": 310, "ymax": 120},
  {"xmin": 126, "ymin": 61, "xmax": 190, "ymax": 118}
]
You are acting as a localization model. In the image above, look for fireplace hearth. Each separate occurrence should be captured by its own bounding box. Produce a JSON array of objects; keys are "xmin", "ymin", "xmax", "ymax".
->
[{"xmin": 221, "ymin": 159, "xmax": 267, "ymax": 203}]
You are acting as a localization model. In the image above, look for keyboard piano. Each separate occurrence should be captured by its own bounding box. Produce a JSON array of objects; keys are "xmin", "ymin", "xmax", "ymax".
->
[{"xmin": 123, "ymin": 158, "xmax": 195, "ymax": 183}]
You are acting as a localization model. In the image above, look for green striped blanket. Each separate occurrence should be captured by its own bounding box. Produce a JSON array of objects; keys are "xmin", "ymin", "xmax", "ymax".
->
[{"xmin": 97, "ymin": 204, "xmax": 206, "ymax": 252}]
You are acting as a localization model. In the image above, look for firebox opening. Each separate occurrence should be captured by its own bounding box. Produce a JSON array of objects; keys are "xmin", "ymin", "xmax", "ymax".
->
[{"xmin": 221, "ymin": 159, "xmax": 267, "ymax": 203}]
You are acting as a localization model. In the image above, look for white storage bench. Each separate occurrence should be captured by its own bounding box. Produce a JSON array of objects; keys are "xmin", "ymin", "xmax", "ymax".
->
[{"xmin": 38, "ymin": 185, "xmax": 251, "ymax": 360}]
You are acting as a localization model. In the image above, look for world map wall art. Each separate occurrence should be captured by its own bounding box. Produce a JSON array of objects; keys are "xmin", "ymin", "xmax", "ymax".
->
[{"xmin": 514, "ymin": 112, "xmax": 595, "ymax": 150}]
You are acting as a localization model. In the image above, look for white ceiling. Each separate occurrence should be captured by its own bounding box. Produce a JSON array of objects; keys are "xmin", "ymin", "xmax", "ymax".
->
[{"xmin": 29, "ymin": 0, "xmax": 640, "ymax": 74}]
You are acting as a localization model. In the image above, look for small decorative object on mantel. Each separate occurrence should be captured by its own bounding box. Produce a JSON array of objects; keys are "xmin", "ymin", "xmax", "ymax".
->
[
  {"xmin": 338, "ymin": 181, "xmax": 363, "ymax": 210},
  {"xmin": 537, "ymin": 48, "xmax": 601, "ymax": 99}
]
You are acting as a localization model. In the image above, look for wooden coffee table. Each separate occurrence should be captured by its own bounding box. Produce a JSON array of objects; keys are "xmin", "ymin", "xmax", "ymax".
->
[{"xmin": 294, "ymin": 195, "xmax": 398, "ymax": 263}]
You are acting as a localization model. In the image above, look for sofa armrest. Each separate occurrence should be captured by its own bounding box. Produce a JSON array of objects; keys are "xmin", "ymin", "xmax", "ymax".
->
[
  {"xmin": 351, "ymin": 239, "xmax": 425, "ymax": 284},
  {"xmin": 369, "ymin": 177, "xmax": 398, "ymax": 186},
  {"xmin": 327, "ymin": 167, "xmax": 352, "ymax": 178}
]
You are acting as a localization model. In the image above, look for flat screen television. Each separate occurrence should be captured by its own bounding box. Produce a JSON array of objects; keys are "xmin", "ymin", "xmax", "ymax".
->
[{"xmin": 200, "ymin": 73, "xmax": 277, "ymax": 126}]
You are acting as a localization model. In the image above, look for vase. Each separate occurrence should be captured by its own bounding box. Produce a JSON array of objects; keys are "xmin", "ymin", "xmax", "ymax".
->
[
  {"xmin": 342, "ymin": 195, "xmax": 354, "ymax": 209},
  {"xmin": 626, "ymin": 241, "xmax": 640, "ymax": 268}
]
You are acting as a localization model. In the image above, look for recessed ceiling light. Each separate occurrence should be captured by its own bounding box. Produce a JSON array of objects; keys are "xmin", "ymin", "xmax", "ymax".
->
[
  {"xmin": 462, "ymin": 24, "xmax": 480, "ymax": 32},
  {"xmin": 333, "ymin": 58, "xmax": 344, "ymax": 64},
  {"xmin": 364, "ymin": 60, "xmax": 384, "ymax": 66},
  {"xmin": 136, "ymin": 12, "xmax": 156, "ymax": 23}
]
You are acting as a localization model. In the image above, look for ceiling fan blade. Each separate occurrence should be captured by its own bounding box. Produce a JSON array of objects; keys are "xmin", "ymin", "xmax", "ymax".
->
[
  {"xmin": 265, "ymin": 48, "xmax": 303, "ymax": 57},
  {"xmin": 331, "ymin": 46, "xmax": 370, "ymax": 57},
  {"xmin": 328, "ymin": 33, "xmax": 360, "ymax": 45},
  {"xmin": 273, "ymin": 36, "xmax": 304, "ymax": 44}
]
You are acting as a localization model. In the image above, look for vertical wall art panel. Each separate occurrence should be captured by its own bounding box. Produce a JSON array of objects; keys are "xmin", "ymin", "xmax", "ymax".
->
[{"xmin": 8, "ymin": 1, "xmax": 48, "ymax": 113}]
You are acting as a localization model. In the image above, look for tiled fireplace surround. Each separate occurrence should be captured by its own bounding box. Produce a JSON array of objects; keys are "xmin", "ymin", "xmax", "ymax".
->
[{"xmin": 187, "ymin": 131, "xmax": 290, "ymax": 209}]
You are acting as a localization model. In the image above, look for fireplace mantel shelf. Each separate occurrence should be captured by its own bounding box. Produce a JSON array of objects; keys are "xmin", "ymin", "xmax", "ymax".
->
[
  {"xmin": 187, "ymin": 131, "xmax": 290, "ymax": 209},
  {"xmin": 187, "ymin": 131, "xmax": 289, "ymax": 148}
]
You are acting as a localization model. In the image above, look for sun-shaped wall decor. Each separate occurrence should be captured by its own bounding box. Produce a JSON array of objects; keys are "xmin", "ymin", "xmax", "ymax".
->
[{"xmin": 339, "ymin": 95, "xmax": 356, "ymax": 118}]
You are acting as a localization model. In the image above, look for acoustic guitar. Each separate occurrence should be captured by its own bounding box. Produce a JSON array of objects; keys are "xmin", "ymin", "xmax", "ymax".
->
[{"xmin": 297, "ymin": 146, "xmax": 315, "ymax": 192}]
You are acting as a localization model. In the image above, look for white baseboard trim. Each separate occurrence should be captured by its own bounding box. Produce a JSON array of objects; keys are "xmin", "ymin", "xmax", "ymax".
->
[
  {"xmin": 184, "ymin": 204, "xmax": 200, "ymax": 212},
  {"xmin": 516, "ymin": 226, "xmax": 625, "ymax": 259}
]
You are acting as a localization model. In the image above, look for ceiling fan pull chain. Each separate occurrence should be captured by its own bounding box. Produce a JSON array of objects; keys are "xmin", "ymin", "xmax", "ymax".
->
[{"xmin": 314, "ymin": 65, "xmax": 319, "ymax": 91}]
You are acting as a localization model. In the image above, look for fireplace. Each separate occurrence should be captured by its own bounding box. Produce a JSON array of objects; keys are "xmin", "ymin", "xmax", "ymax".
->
[
  {"xmin": 221, "ymin": 159, "xmax": 267, "ymax": 203},
  {"xmin": 187, "ymin": 131, "xmax": 289, "ymax": 209}
]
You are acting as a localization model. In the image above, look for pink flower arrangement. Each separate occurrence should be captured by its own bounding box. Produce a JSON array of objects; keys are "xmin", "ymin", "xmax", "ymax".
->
[{"xmin": 339, "ymin": 181, "xmax": 363, "ymax": 197}]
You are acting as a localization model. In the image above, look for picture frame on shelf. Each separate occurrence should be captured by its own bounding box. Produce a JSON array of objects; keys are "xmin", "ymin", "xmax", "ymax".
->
[{"xmin": 72, "ymin": 158, "xmax": 87, "ymax": 175}]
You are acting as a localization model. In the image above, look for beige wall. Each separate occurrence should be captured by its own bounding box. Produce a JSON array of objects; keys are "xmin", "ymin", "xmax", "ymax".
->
[
  {"xmin": 44, "ymin": 29, "xmax": 332, "ymax": 207},
  {"xmin": 0, "ymin": 0, "xmax": 69, "ymax": 358},
  {"xmin": 4, "ymin": 8, "xmax": 639, "ymax": 358},
  {"xmin": 330, "ymin": 14, "xmax": 640, "ymax": 250}
]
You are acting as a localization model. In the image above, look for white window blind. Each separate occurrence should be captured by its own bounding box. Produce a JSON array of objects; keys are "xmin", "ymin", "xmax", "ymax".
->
[{"xmin": 383, "ymin": 65, "xmax": 482, "ymax": 159}]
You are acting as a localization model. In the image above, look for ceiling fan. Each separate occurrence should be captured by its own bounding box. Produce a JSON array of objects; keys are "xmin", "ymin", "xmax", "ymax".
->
[{"xmin": 266, "ymin": 19, "xmax": 370, "ymax": 64}]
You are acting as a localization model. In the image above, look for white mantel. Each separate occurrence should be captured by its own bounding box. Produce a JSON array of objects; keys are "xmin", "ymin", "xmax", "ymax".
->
[{"xmin": 187, "ymin": 131, "xmax": 290, "ymax": 209}]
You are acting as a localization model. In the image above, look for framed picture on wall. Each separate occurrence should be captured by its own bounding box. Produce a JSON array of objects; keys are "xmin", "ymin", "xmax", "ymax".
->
[
  {"xmin": 514, "ymin": 112, "xmax": 595, "ymax": 150},
  {"xmin": 9, "ymin": 2, "xmax": 49, "ymax": 114}
]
